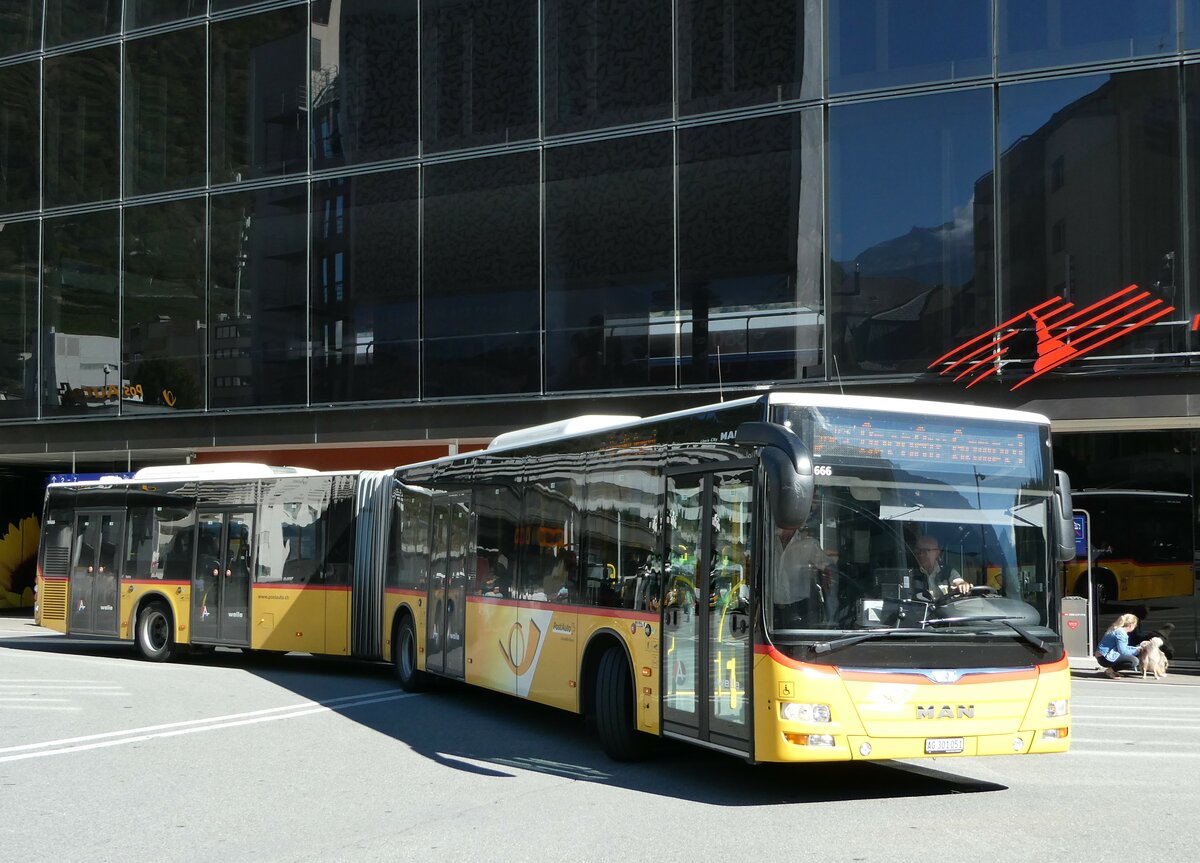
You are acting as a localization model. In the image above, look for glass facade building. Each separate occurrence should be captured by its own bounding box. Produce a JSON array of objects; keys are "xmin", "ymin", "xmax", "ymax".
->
[{"xmin": 1, "ymin": 1, "xmax": 1199, "ymax": 652}]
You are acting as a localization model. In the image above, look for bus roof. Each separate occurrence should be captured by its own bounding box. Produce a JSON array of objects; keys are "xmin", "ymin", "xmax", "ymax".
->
[
  {"xmin": 766, "ymin": 391, "xmax": 1052, "ymax": 426},
  {"xmin": 397, "ymin": 389, "xmax": 1050, "ymax": 473},
  {"xmin": 47, "ymin": 463, "xmax": 324, "ymax": 488}
]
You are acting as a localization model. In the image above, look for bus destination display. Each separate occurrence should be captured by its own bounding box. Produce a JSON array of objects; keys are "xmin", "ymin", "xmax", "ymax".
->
[{"xmin": 812, "ymin": 417, "xmax": 1029, "ymax": 468}]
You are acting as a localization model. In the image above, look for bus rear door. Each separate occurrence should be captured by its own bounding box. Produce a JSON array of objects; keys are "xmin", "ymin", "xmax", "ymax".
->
[
  {"xmin": 68, "ymin": 509, "xmax": 124, "ymax": 637},
  {"xmin": 426, "ymin": 494, "xmax": 469, "ymax": 680}
]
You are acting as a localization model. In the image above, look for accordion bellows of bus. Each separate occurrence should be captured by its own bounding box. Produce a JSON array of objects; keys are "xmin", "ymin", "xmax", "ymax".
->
[{"xmin": 36, "ymin": 390, "xmax": 1076, "ymax": 763}]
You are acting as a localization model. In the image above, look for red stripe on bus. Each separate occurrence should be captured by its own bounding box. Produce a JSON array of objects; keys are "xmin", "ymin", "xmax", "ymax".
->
[
  {"xmin": 384, "ymin": 588, "xmax": 424, "ymax": 597},
  {"xmin": 465, "ymin": 594, "xmax": 657, "ymax": 621},
  {"xmin": 123, "ymin": 579, "xmax": 190, "ymax": 586}
]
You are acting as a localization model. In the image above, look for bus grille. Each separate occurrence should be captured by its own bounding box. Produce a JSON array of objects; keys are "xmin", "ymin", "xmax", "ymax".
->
[
  {"xmin": 43, "ymin": 546, "xmax": 70, "ymax": 579},
  {"xmin": 40, "ymin": 580, "xmax": 68, "ymax": 621}
]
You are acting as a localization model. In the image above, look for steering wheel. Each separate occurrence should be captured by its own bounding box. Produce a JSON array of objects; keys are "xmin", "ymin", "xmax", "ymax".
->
[{"xmin": 935, "ymin": 585, "xmax": 997, "ymax": 606}]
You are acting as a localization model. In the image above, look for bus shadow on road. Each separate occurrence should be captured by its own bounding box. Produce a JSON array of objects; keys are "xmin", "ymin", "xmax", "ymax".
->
[{"xmin": 232, "ymin": 653, "xmax": 1009, "ymax": 806}]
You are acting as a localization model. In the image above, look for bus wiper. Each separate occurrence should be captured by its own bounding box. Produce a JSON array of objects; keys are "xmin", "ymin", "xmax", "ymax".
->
[
  {"xmin": 926, "ymin": 615, "xmax": 1048, "ymax": 653},
  {"xmin": 881, "ymin": 503, "xmax": 923, "ymax": 521},
  {"xmin": 812, "ymin": 628, "xmax": 929, "ymax": 656}
]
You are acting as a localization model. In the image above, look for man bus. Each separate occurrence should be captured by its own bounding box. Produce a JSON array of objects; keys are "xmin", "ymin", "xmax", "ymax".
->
[{"xmin": 37, "ymin": 391, "xmax": 1076, "ymax": 763}]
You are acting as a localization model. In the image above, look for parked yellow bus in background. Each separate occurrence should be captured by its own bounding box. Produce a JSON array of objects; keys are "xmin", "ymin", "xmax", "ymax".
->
[
  {"xmin": 37, "ymin": 390, "xmax": 1077, "ymax": 763},
  {"xmin": 1064, "ymin": 490, "xmax": 1194, "ymax": 606}
]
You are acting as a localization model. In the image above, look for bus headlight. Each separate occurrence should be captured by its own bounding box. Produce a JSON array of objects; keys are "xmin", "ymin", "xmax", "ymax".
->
[
  {"xmin": 780, "ymin": 702, "xmax": 831, "ymax": 723},
  {"xmin": 1045, "ymin": 698, "xmax": 1069, "ymax": 718}
]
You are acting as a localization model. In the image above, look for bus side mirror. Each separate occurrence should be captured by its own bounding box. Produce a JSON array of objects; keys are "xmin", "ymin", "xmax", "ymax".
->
[
  {"xmin": 735, "ymin": 422, "xmax": 814, "ymax": 530},
  {"xmin": 1053, "ymin": 469, "xmax": 1076, "ymax": 562}
]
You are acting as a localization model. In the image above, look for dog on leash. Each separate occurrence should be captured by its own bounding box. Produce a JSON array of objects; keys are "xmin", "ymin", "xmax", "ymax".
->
[{"xmin": 1136, "ymin": 636, "xmax": 1169, "ymax": 679}]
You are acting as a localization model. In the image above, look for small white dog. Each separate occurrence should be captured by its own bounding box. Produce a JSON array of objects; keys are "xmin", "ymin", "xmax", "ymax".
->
[{"xmin": 1137, "ymin": 636, "xmax": 1169, "ymax": 679}]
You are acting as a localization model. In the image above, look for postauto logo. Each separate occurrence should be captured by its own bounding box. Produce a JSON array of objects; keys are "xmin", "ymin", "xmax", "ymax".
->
[{"xmin": 930, "ymin": 284, "xmax": 1173, "ymax": 390}]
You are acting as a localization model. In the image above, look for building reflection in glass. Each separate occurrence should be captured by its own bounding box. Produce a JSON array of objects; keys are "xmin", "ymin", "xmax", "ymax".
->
[
  {"xmin": 311, "ymin": 169, "xmax": 419, "ymax": 403},
  {"xmin": 42, "ymin": 211, "xmax": 121, "ymax": 416},
  {"xmin": 0, "ymin": 219, "xmax": 37, "ymax": 418},
  {"xmin": 829, "ymin": 88, "xmax": 994, "ymax": 376},
  {"xmin": 999, "ymin": 68, "xmax": 1183, "ymax": 372},
  {"xmin": 122, "ymin": 198, "xmax": 206, "ymax": 413},
  {"xmin": 210, "ymin": 185, "xmax": 308, "ymax": 408}
]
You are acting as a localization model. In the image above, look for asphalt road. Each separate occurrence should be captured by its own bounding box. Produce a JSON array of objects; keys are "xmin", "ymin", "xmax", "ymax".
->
[{"xmin": 2, "ymin": 612, "xmax": 1197, "ymax": 863}]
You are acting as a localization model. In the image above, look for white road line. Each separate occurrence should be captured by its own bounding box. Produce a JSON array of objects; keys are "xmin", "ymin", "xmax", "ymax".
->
[
  {"xmin": 0, "ymin": 684, "xmax": 125, "ymax": 690},
  {"xmin": 1068, "ymin": 749, "xmax": 1200, "ymax": 758},
  {"xmin": 1070, "ymin": 737, "xmax": 1198, "ymax": 746},
  {"xmin": 0, "ymin": 697, "xmax": 71, "ymax": 703},
  {"xmin": 1069, "ymin": 705, "xmax": 1200, "ymax": 712},
  {"xmin": 0, "ymin": 689, "xmax": 415, "ymax": 763},
  {"xmin": 0, "ymin": 706, "xmax": 82, "ymax": 712}
]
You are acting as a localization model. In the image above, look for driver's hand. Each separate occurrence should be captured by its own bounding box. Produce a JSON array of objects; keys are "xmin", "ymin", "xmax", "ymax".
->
[{"xmin": 949, "ymin": 578, "xmax": 972, "ymax": 595}]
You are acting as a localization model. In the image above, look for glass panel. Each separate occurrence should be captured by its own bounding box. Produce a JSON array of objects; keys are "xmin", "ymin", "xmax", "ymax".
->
[
  {"xmin": 582, "ymin": 462, "xmax": 663, "ymax": 610},
  {"xmin": 677, "ymin": 0, "xmax": 821, "ymax": 116},
  {"xmin": 829, "ymin": 88, "xmax": 994, "ymax": 376},
  {"xmin": 313, "ymin": 0, "xmax": 418, "ymax": 170},
  {"xmin": 311, "ymin": 169, "xmax": 418, "ymax": 403},
  {"xmin": 44, "ymin": 46, "xmax": 120, "ymax": 207},
  {"xmin": 0, "ymin": 0, "xmax": 42, "ymax": 58},
  {"xmin": 678, "ymin": 112, "xmax": 823, "ymax": 386},
  {"xmin": 0, "ymin": 60, "xmax": 39, "ymax": 214},
  {"xmin": 545, "ymin": 132, "xmax": 674, "ymax": 392},
  {"xmin": 1001, "ymin": 69, "xmax": 1182, "ymax": 377},
  {"xmin": 123, "ymin": 198, "xmax": 207, "ymax": 413},
  {"xmin": 544, "ymin": 0, "xmax": 672, "ymax": 135},
  {"xmin": 473, "ymin": 478, "xmax": 521, "ymax": 599},
  {"xmin": 0, "ymin": 219, "xmax": 38, "ymax": 419},
  {"xmin": 325, "ymin": 476, "xmax": 356, "ymax": 585},
  {"xmin": 210, "ymin": 6, "xmax": 309, "ymax": 184},
  {"xmin": 124, "ymin": 506, "xmax": 157, "ymax": 579},
  {"xmin": 125, "ymin": 0, "xmax": 206, "ymax": 31},
  {"xmin": 663, "ymin": 475, "xmax": 702, "ymax": 725},
  {"xmin": 1000, "ymin": 0, "xmax": 1176, "ymax": 73},
  {"xmin": 423, "ymin": 152, "xmax": 540, "ymax": 398},
  {"xmin": 125, "ymin": 27, "xmax": 208, "ymax": 196},
  {"xmin": 518, "ymin": 460, "xmax": 584, "ymax": 603},
  {"xmin": 389, "ymin": 482, "xmax": 431, "ymax": 592},
  {"xmin": 420, "ymin": 0, "xmax": 538, "ymax": 154},
  {"xmin": 42, "ymin": 210, "xmax": 121, "ymax": 417},
  {"xmin": 44, "ymin": 0, "xmax": 120, "ymax": 48},
  {"xmin": 828, "ymin": 0, "xmax": 990, "ymax": 95},
  {"xmin": 154, "ymin": 506, "xmax": 195, "ymax": 581},
  {"xmin": 258, "ymin": 477, "xmax": 333, "ymax": 584},
  {"xmin": 1188, "ymin": 0, "xmax": 1200, "ymax": 50},
  {"xmin": 708, "ymin": 470, "xmax": 752, "ymax": 736},
  {"xmin": 209, "ymin": 185, "xmax": 308, "ymax": 408}
]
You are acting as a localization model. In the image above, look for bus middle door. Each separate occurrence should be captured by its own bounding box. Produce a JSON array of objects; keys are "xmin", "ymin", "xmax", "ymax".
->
[
  {"xmin": 192, "ymin": 510, "xmax": 254, "ymax": 646},
  {"xmin": 426, "ymin": 494, "xmax": 470, "ymax": 680}
]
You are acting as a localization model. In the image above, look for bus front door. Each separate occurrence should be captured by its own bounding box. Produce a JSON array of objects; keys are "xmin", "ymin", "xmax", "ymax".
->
[
  {"xmin": 662, "ymin": 467, "xmax": 754, "ymax": 754},
  {"xmin": 191, "ymin": 510, "xmax": 254, "ymax": 646},
  {"xmin": 426, "ymin": 495, "xmax": 469, "ymax": 680},
  {"xmin": 68, "ymin": 510, "xmax": 123, "ymax": 636}
]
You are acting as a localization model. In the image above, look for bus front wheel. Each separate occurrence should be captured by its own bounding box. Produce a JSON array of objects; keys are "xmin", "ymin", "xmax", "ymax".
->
[
  {"xmin": 135, "ymin": 602, "xmax": 179, "ymax": 662},
  {"xmin": 594, "ymin": 646, "xmax": 652, "ymax": 761},
  {"xmin": 394, "ymin": 614, "xmax": 429, "ymax": 692}
]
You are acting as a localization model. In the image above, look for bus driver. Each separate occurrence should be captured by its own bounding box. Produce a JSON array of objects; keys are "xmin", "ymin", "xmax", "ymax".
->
[{"xmin": 913, "ymin": 534, "xmax": 972, "ymax": 599}]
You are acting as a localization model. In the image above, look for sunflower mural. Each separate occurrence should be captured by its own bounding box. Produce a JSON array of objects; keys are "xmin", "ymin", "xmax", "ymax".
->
[{"xmin": 1, "ymin": 515, "xmax": 38, "ymax": 609}]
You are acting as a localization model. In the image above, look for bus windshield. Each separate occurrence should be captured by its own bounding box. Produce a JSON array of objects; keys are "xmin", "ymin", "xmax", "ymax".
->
[{"xmin": 769, "ymin": 404, "xmax": 1054, "ymax": 637}]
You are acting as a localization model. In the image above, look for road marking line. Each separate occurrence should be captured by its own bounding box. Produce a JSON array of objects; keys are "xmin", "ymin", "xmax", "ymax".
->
[
  {"xmin": 1068, "ymin": 749, "xmax": 1200, "ymax": 758},
  {"xmin": 0, "ymin": 697, "xmax": 71, "ymax": 703},
  {"xmin": 0, "ymin": 706, "xmax": 82, "ymax": 712},
  {"xmin": 0, "ymin": 689, "xmax": 415, "ymax": 763}
]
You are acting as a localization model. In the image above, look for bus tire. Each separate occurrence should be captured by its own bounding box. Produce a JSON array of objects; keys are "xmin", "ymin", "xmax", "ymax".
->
[
  {"xmin": 135, "ymin": 601, "xmax": 178, "ymax": 662},
  {"xmin": 394, "ymin": 613, "xmax": 429, "ymax": 692},
  {"xmin": 594, "ymin": 646, "xmax": 652, "ymax": 761}
]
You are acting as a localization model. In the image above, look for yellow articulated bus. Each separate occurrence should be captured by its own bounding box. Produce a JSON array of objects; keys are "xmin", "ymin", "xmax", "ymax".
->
[{"xmin": 36, "ymin": 391, "xmax": 1077, "ymax": 763}]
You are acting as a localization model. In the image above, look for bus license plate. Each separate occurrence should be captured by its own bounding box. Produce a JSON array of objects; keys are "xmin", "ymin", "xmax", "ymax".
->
[{"xmin": 925, "ymin": 737, "xmax": 964, "ymax": 754}]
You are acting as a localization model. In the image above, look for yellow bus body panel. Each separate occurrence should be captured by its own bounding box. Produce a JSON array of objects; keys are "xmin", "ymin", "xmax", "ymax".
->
[
  {"xmin": 752, "ymin": 646, "xmax": 1071, "ymax": 762},
  {"xmin": 120, "ymin": 582, "xmax": 192, "ymax": 644},
  {"xmin": 1063, "ymin": 559, "xmax": 1193, "ymax": 602}
]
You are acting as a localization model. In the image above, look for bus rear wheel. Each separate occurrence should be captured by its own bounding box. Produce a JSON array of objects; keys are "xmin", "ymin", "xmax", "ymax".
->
[
  {"xmin": 394, "ymin": 613, "xmax": 429, "ymax": 692},
  {"xmin": 594, "ymin": 646, "xmax": 652, "ymax": 761},
  {"xmin": 136, "ymin": 602, "xmax": 179, "ymax": 662}
]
